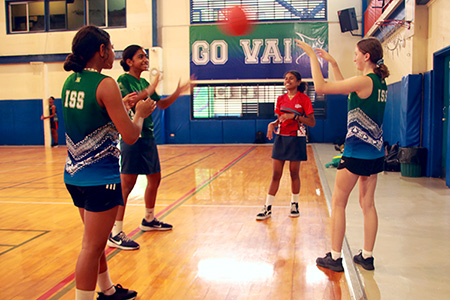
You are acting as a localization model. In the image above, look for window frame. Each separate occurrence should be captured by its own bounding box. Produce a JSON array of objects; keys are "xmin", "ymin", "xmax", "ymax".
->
[
  {"xmin": 191, "ymin": 82, "xmax": 326, "ymax": 120},
  {"xmin": 6, "ymin": 0, "xmax": 127, "ymax": 34},
  {"xmin": 190, "ymin": 0, "xmax": 327, "ymax": 24}
]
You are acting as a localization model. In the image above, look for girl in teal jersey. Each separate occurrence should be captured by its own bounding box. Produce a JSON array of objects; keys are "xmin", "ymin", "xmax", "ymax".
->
[
  {"xmin": 62, "ymin": 26, "xmax": 155, "ymax": 300},
  {"xmin": 296, "ymin": 38, "xmax": 390, "ymax": 272}
]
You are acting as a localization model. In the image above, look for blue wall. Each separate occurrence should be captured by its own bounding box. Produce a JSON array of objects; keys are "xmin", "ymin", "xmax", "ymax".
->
[
  {"xmin": 383, "ymin": 73, "xmax": 436, "ymax": 178},
  {"xmin": 0, "ymin": 98, "xmax": 163, "ymax": 146},
  {"xmin": 383, "ymin": 74, "xmax": 424, "ymax": 148},
  {"xmin": 0, "ymin": 98, "xmax": 65, "ymax": 145},
  {"xmin": 4, "ymin": 84, "xmax": 438, "ymax": 179},
  {"xmin": 0, "ymin": 94, "xmax": 349, "ymax": 146},
  {"xmin": 163, "ymin": 94, "xmax": 348, "ymax": 144}
]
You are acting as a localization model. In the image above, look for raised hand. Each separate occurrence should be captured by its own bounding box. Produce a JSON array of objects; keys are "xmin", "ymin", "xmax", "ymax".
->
[
  {"xmin": 176, "ymin": 74, "xmax": 197, "ymax": 95},
  {"xmin": 295, "ymin": 39, "xmax": 316, "ymax": 58},
  {"xmin": 315, "ymin": 48, "xmax": 336, "ymax": 64},
  {"xmin": 145, "ymin": 70, "xmax": 162, "ymax": 96}
]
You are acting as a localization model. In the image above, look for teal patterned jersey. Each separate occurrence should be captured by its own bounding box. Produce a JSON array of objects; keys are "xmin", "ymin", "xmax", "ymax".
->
[
  {"xmin": 343, "ymin": 73, "xmax": 387, "ymax": 159},
  {"xmin": 62, "ymin": 70, "xmax": 121, "ymax": 186}
]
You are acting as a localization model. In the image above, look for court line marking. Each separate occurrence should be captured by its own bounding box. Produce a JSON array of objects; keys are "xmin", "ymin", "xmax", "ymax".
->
[
  {"xmin": 0, "ymin": 229, "xmax": 50, "ymax": 256},
  {"xmin": 0, "ymin": 173, "xmax": 62, "ymax": 191},
  {"xmin": 159, "ymin": 145, "xmax": 217, "ymax": 163},
  {"xmin": 0, "ymin": 200, "xmax": 290, "ymax": 208},
  {"xmin": 37, "ymin": 145, "xmax": 256, "ymax": 300},
  {"xmin": 312, "ymin": 144, "xmax": 367, "ymax": 300},
  {"xmin": 162, "ymin": 152, "xmax": 215, "ymax": 179}
]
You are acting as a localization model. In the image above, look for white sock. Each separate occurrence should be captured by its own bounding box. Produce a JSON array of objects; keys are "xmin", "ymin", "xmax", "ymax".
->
[
  {"xmin": 291, "ymin": 193, "xmax": 299, "ymax": 203},
  {"xmin": 331, "ymin": 250, "xmax": 341, "ymax": 260},
  {"xmin": 145, "ymin": 208, "xmax": 155, "ymax": 222},
  {"xmin": 265, "ymin": 194, "xmax": 275, "ymax": 207},
  {"xmin": 362, "ymin": 249, "xmax": 373, "ymax": 259},
  {"xmin": 75, "ymin": 289, "xmax": 96, "ymax": 300},
  {"xmin": 112, "ymin": 221, "xmax": 123, "ymax": 236},
  {"xmin": 97, "ymin": 270, "xmax": 116, "ymax": 296}
]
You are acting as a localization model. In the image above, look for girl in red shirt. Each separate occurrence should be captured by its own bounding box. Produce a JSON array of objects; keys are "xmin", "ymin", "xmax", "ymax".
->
[{"xmin": 256, "ymin": 70, "xmax": 316, "ymax": 220}]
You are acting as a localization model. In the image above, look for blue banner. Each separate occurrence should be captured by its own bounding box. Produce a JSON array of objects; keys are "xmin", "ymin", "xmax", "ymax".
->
[{"xmin": 190, "ymin": 22, "xmax": 328, "ymax": 80}]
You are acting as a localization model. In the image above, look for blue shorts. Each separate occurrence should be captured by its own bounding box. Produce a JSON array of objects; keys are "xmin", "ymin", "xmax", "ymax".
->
[
  {"xmin": 271, "ymin": 135, "xmax": 307, "ymax": 161},
  {"xmin": 337, "ymin": 156, "xmax": 384, "ymax": 176},
  {"xmin": 120, "ymin": 138, "xmax": 161, "ymax": 175},
  {"xmin": 65, "ymin": 183, "xmax": 124, "ymax": 212}
]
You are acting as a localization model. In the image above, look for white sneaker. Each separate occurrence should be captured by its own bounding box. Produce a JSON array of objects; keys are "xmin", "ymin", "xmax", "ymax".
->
[
  {"xmin": 256, "ymin": 205, "xmax": 272, "ymax": 220},
  {"xmin": 289, "ymin": 202, "xmax": 300, "ymax": 218}
]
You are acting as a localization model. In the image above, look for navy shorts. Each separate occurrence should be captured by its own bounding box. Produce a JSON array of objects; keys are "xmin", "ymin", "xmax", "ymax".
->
[
  {"xmin": 271, "ymin": 135, "xmax": 307, "ymax": 161},
  {"xmin": 120, "ymin": 138, "xmax": 161, "ymax": 175},
  {"xmin": 65, "ymin": 183, "xmax": 124, "ymax": 212},
  {"xmin": 337, "ymin": 156, "xmax": 384, "ymax": 176}
]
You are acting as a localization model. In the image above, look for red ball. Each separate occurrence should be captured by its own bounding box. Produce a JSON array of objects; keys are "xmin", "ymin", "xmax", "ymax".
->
[{"xmin": 219, "ymin": 5, "xmax": 253, "ymax": 36}]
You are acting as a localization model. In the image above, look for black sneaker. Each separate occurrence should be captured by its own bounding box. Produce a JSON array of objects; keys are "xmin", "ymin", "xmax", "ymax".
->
[
  {"xmin": 107, "ymin": 231, "xmax": 140, "ymax": 250},
  {"xmin": 97, "ymin": 284, "xmax": 137, "ymax": 300},
  {"xmin": 140, "ymin": 218, "xmax": 173, "ymax": 231},
  {"xmin": 289, "ymin": 202, "xmax": 300, "ymax": 218},
  {"xmin": 256, "ymin": 205, "xmax": 272, "ymax": 220},
  {"xmin": 353, "ymin": 251, "xmax": 375, "ymax": 270},
  {"xmin": 316, "ymin": 252, "xmax": 344, "ymax": 272}
]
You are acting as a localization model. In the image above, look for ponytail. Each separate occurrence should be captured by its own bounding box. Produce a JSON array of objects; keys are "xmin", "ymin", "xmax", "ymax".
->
[
  {"xmin": 64, "ymin": 25, "xmax": 111, "ymax": 73},
  {"xmin": 374, "ymin": 63, "xmax": 390, "ymax": 80}
]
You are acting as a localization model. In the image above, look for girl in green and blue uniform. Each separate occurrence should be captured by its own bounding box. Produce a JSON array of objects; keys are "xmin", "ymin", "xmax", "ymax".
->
[
  {"xmin": 62, "ymin": 26, "xmax": 156, "ymax": 300},
  {"xmin": 296, "ymin": 37, "xmax": 390, "ymax": 272}
]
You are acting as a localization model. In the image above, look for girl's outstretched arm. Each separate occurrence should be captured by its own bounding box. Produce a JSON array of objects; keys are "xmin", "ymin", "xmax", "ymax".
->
[
  {"xmin": 295, "ymin": 40, "xmax": 371, "ymax": 97},
  {"xmin": 315, "ymin": 48, "xmax": 344, "ymax": 81},
  {"xmin": 157, "ymin": 75, "xmax": 196, "ymax": 110}
]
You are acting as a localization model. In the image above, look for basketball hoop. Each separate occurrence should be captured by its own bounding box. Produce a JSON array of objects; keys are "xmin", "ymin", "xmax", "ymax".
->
[{"xmin": 376, "ymin": 19, "xmax": 411, "ymax": 30}]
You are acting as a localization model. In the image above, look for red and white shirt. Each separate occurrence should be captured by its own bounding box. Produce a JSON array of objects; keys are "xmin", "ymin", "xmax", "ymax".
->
[{"xmin": 275, "ymin": 92, "xmax": 314, "ymax": 136}]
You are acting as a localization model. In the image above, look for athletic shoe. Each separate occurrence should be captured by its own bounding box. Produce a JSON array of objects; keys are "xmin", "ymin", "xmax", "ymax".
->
[
  {"xmin": 256, "ymin": 205, "xmax": 272, "ymax": 220},
  {"xmin": 51, "ymin": 143, "xmax": 58, "ymax": 148},
  {"xmin": 97, "ymin": 284, "xmax": 137, "ymax": 300},
  {"xmin": 107, "ymin": 232, "xmax": 140, "ymax": 250},
  {"xmin": 316, "ymin": 252, "xmax": 344, "ymax": 272},
  {"xmin": 140, "ymin": 218, "xmax": 173, "ymax": 231},
  {"xmin": 353, "ymin": 251, "xmax": 375, "ymax": 270},
  {"xmin": 289, "ymin": 202, "xmax": 300, "ymax": 218}
]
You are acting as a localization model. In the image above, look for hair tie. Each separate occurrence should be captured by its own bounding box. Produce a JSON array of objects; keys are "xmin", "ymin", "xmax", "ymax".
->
[{"xmin": 376, "ymin": 58, "xmax": 384, "ymax": 66}]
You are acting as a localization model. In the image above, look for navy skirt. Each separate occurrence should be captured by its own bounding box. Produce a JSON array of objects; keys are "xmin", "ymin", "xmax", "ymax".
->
[
  {"xmin": 271, "ymin": 135, "xmax": 307, "ymax": 161},
  {"xmin": 120, "ymin": 138, "xmax": 161, "ymax": 175}
]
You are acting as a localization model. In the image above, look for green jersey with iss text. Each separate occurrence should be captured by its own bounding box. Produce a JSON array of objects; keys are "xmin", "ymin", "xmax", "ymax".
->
[
  {"xmin": 62, "ymin": 70, "xmax": 121, "ymax": 186},
  {"xmin": 343, "ymin": 73, "xmax": 388, "ymax": 160}
]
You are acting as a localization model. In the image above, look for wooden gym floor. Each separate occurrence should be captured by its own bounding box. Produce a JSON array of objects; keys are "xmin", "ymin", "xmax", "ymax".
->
[{"xmin": 0, "ymin": 145, "xmax": 350, "ymax": 300}]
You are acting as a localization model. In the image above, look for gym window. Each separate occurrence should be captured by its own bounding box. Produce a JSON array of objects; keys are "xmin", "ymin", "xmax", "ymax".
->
[
  {"xmin": 6, "ymin": 0, "xmax": 126, "ymax": 34},
  {"xmin": 190, "ymin": 0, "xmax": 327, "ymax": 23},
  {"xmin": 191, "ymin": 83, "xmax": 326, "ymax": 119}
]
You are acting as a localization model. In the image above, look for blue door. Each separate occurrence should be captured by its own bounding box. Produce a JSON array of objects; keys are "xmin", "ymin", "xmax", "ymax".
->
[{"xmin": 444, "ymin": 57, "xmax": 450, "ymax": 185}]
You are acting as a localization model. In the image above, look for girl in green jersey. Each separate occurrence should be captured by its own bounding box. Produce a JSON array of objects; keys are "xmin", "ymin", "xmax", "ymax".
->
[
  {"xmin": 296, "ymin": 38, "xmax": 390, "ymax": 272},
  {"xmin": 63, "ymin": 26, "xmax": 155, "ymax": 300},
  {"xmin": 106, "ymin": 45, "xmax": 193, "ymax": 251}
]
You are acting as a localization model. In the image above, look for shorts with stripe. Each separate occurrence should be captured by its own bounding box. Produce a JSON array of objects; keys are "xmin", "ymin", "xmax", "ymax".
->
[{"xmin": 66, "ymin": 183, "xmax": 124, "ymax": 212}]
